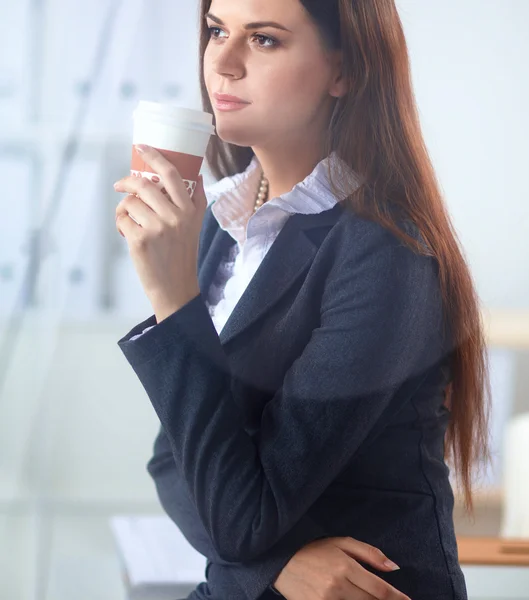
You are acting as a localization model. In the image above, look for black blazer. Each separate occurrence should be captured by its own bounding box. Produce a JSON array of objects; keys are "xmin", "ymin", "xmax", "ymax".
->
[{"xmin": 118, "ymin": 201, "xmax": 466, "ymax": 600}]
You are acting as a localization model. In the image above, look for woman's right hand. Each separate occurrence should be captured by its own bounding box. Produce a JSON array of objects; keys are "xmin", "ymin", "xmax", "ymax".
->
[{"xmin": 272, "ymin": 537, "xmax": 411, "ymax": 600}]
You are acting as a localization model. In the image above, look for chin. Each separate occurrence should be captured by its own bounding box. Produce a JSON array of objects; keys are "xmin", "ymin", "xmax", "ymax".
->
[{"xmin": 214, "ymin": 122, "xmax": 257, "ymax": 148}]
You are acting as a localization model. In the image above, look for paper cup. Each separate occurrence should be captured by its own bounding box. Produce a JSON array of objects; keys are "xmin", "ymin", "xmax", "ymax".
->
[{"xmin": 131, "ymin": 102, "xmax": 216, "ymax": 198}]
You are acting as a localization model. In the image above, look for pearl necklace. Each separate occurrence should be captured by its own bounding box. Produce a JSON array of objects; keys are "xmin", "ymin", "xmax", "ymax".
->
[{"xmin": 253, "ymin": 170, "xmax": 269, "ymax": 213}]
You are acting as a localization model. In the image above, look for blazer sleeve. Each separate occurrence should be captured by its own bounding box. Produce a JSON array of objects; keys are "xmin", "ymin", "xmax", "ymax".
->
[
  {"xmin": 117, "ymin": 231, "xmax": 446, "ymax": 562},
  {"xmin": 148, "ymin": 425, "xmax": 329, "ymax": 598}
]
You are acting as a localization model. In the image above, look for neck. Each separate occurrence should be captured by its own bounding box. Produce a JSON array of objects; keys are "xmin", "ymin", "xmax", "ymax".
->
[{"xmin": 252, "ymin": 136, "xmax": 327, "ymax": 203}]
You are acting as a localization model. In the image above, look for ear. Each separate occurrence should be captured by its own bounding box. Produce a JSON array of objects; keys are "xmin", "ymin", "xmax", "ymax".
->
[{"xmin": 329, "ymin": 51, "xmax": 347, "ymax": 98}]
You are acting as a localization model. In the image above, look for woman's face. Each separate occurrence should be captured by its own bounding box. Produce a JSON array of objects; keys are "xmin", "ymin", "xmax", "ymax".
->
[{"xmin": 203, "ymin": 0, "xmax": 344, "ymax": 150}]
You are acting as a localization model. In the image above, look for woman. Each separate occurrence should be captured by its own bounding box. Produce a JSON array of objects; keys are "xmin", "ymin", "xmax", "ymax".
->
[{"xmin": 114, "ymin": 0, "xmax": 490, "ymax": 598}]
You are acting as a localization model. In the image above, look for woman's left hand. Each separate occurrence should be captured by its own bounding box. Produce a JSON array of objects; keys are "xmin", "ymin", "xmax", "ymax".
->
[{"xmin": 114, "ymin": 145, "xmax": 207, "ymax": 323}]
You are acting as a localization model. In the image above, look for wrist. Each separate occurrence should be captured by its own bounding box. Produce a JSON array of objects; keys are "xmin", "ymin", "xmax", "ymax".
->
[{"xmin": 150, "ymin": 286, "xmax": 200, "ymax": 323}]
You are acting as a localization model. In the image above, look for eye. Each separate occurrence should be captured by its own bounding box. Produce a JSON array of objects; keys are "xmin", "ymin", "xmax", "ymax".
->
[
  {"xmin": 207, "ymin": 26, "xmax": 279, "ymax": 49},
  {"xmin": 208, "ymin": 26, "xmax": 226, "ymax": 40},
  {"xmin": 252, "ymin": 34, "xmax": 278, "ymax": 49}
]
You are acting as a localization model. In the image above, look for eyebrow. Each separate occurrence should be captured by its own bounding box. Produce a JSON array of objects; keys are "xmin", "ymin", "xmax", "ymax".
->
[{"xmin": 205, "ymin": 13, "xmax": 292, "ymax": 33}]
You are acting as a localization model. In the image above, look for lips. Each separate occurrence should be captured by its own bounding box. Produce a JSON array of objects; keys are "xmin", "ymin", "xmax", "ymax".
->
[{"xmin": 213, "ymin": 92, "xmax": 250, "ymax": 104}]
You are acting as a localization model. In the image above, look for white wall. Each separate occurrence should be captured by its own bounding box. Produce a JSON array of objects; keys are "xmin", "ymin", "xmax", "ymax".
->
[{"xmin": 398, "ymin": 0, "xmax": 529, "ymax": 308}]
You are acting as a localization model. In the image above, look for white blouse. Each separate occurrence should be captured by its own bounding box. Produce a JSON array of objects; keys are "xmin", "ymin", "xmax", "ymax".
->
[{"xmin": 131, "ymin": 152, "xmax": 349, "ymax": 340}]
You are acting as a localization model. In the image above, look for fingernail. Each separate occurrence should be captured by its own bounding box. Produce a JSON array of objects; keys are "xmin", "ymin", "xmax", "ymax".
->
[
  {"xmin": 384, "ymin": 560, "xmax": 400, "ymax": 571},
  {"xmin": 135, "ymin": 144, "xmax": 149, "ymax": 154}
]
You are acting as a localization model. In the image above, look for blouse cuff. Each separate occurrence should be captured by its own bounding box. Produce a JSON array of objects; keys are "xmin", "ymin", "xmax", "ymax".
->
[{"xmin": 129, "ymin": 325, "xmax": 156, "ymax": 341}]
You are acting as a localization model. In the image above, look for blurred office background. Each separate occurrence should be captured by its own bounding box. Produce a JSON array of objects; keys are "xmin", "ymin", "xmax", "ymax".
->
[{"xmin": 0, "ymin": 0, "xmax": 528, "ymax": 599}]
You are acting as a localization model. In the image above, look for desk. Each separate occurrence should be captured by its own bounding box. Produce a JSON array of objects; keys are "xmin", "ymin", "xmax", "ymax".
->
[{"xmin": 458, "ymin": 537, "xmax": 529, "ymax": 600}]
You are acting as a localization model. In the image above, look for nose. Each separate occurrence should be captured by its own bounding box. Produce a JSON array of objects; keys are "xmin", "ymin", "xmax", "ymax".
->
[{"xmin": 212, "ymin": 39, "xmax": 246, "ymax": 80}]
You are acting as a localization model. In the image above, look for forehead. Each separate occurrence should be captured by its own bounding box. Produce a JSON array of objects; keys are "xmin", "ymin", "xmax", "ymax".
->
[{"xmin": 207, "ymin": 0, "xmax": 306, "ymax": 26}]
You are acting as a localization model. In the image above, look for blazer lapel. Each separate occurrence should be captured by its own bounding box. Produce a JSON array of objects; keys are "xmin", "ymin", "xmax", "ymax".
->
[
  {"xmin": 197, "ymin": 221, "xmax": 234, "ymax": 300},
  {"xmin": 198, "ymin": 204, "xmax": 343, "ymax": 347}
]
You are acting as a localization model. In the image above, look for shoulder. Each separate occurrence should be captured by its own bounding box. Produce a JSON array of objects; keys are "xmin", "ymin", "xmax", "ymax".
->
[
  {"xmin": 319, "ymin": 206, "xmax": 442, "ymax": 321},
  {"xmin": 318, "ymin": 208, "xmax": 446, "ymax": 360},
  {"xmin": 326, "ymin": 206, "xmax": 435, "ymax": 274}
]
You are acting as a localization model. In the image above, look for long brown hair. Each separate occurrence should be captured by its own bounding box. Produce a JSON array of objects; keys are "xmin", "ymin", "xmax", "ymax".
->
[{"xmin": 197, "ymin": 0, "xmax": 491, "ymax": 513}]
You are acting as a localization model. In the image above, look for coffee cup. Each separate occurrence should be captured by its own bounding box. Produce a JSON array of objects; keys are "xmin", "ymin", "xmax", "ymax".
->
[{"xmin": 131, "ymin": 101, "xmax": 216, "ymax": 199}]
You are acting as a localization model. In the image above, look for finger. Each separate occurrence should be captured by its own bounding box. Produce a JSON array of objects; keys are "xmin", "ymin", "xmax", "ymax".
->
[
  {"xmin": 114, "ymin": 176, "xmax": 178, "ymax": 223},
  {"xmin": 116, "ymin": 212, "xmax": 141, "ymax": 241},
  {"xmin": 345, "ymin": 562, "xmax": 411, "ymax": 600},
  {"xmin": 116, "ymin": 194, "xmax": 158, "ymax": 229},
  {"xmin": 343, "ymin": 582, "xmax": 372, "ymax": 599},
  {"xmin": 134, "ymin": 145, "xmax": 191, "ymax": 210},
  {"xmin": 116, "ymin": 215, "xmax": 125, "ymax": 237},
  {"xmin": 334, "ymin": 538, "xmax": 400, "ymax": 572}
]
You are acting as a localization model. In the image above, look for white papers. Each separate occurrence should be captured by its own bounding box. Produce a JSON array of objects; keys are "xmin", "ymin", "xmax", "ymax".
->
[{"xmin": 109, "ymin": 515, "xmax": 207, "ymax": 599}]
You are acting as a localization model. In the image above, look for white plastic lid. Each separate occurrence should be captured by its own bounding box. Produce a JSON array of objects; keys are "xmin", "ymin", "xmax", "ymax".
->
[{"xmin": 133, "ymin": 101, "xmax": 215, "ymax": 134}]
